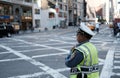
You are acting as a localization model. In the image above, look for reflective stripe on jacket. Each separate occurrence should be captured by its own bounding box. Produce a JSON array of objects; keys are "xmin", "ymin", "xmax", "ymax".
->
[{"xmin": 70, "ymin": 42, "xmax": 99, "ymax": 78}]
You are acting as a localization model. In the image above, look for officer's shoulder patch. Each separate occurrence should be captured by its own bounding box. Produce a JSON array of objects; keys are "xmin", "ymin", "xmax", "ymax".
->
[{"xmin": 70, "ymin": 51, "xmax": 76, "ymax": 60}]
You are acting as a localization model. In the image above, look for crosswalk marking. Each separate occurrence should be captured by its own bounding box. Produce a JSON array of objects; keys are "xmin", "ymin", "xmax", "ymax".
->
[
  {"xmin": 100, "ymin": 45, "xmax": 115, "ymax": 78},
  {"xmin": 114, "ymin": 56, "xmax": 120, "ymax": 59},
  {"xmin": 114, "ymin": 66, "xmax": 120, "ymax": 69},
  {"xmin": 114, "ymin": 60, "xmax": 120, "ymax": 63},
  {"xmin": 0, "ymin": 26, "xmax": 115, "ymax": 78},
  {"xmin": 8, "ymin": 68, "xmax": 70, "ymax": 78},
  {"xmin": 0, "ymin": 44, "xmax": 67, "ymax": 78}
]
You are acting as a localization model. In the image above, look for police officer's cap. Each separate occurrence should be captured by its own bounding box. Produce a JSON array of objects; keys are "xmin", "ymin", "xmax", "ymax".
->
[{"xmin": 77, "ymin": 23, "xmax": 95, "ymax": 36}]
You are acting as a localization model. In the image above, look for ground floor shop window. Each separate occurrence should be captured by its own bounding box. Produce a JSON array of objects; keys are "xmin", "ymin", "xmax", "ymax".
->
[{"xmin": 35, "ymin": 20, "xmax": 40, "ymax": 28}]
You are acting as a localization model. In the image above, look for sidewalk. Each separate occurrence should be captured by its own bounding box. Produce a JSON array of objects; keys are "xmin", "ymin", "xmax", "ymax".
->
[{"xmin": 18, "ymin": 26, "xmax": 78, "ymax": 35}]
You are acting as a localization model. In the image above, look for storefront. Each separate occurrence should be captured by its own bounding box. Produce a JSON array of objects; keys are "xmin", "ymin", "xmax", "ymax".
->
[
  {"xmin": 0, "ymin": 1, "xmax": 32, "ymax": 31},
  {"xmin": 0, "ymin": 3, "xmax": 13, "ymax": 23}
]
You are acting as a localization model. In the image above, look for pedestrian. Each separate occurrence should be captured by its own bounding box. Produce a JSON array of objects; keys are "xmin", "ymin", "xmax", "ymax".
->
[
  {"xmin": 65, "ymin": 24, "xmax": 99, "ymax": 78},
  {"xmin": 95, "ymin": 22, "xmax": 100, "ymax": 33}
]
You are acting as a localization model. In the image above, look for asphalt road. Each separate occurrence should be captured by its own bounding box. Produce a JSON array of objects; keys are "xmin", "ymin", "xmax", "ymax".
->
[{"xmin": 0, "ymin": 25, "xmax": 119, "ymax": 78}]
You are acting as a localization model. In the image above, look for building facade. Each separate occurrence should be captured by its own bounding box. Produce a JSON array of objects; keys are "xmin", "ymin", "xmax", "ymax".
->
[
  {"xmin": 0, "ymin": 0, "xmax": 34, "ymax": 30},
  {"xmin": 68, "ymin": 0, "xmax": 84, "ymax": 26}
]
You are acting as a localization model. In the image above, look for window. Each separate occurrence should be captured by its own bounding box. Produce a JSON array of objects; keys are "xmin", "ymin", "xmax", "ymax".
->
[
  {"xmin": 59, "ymin": 12, "xmax": 62, "ymax": 17},
  {"xmin": 35, "ymin": 9, "xmax": 40, "ymax": 14},
  {"xmin": 0, "ymin": 4, "xmax": 4, "ymax": 15},
  {"xmin": 59, "ymin": 0, "xmax": 62, "ymax": 2},
  {"xmin": 34, "ymin": 0, "xmax": 37, "ymax": 3},
  {"xmin": 59, "ymin": 4, "xmax": 62, "ymax": 10},
  {"xmin": 64, "ymin": 5, "xmax": 67, "ymax": 11},
  {"xmin": 0, "ymin": 4, "xmax": 12, "ymax": 15},
  {"xmin": 35, "ymin": 19, "xmax": 40, "ymax": 28},
  {"xmin": 49, "ymin": 12, "xmax": 55, "ymax": 18}
]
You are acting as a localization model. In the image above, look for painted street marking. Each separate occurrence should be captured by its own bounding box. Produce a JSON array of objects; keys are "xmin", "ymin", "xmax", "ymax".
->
[
  {"xmin": 100, "ymin": 42, "xmax": 115, "ymax": 78},
  {"xmin": 8, "ymin": 72, "xmax": 46, "ymax": 78},
  {"xmin": 0, "ymin": 45, "xmax": 67, "ymax": 78},
  {"xmin": 8, "ymin": 68, "xmax": 70, "ymax": 78},
  {"xmin": 0, "ymin": 36, "xmax": 107, "ymax": 78},
  {"xmin": 114, "ymin": 60, "xmax": 120, "ymax": 63},
  {"xmin": 11, "ymin": 38, "xmax": 69, "ymax": 53},
  {"xmin": 0, "ymin": 58, "xmax": 24, "ymax": 63},
  {"xmin": 55, "ymin": 46, "xmax": 72, "ymax": 48},
  {"xmin": 10, "ymin": 45, "xmax": 39, "ymax": 48},
  {"xmin": 57, "ymin": 68, "xmax": 70, "ymax": 72},
  {"xmin": 114, "ymin": 66, "xmax": 120, "ymax": 69},
  {"xmin": 0, "ymin": 38, "xmax": 105, "ymax": 65},
  {"xmin": 0, "ymin": 51, "xmax": 10, "ymax": 55},
  {"xmin": 114, "ymin": 56, "xmax": 120, "ymax": 59},
  {"xmin": 32, "ymin": 52, "xmax": 67, "ymax": 58},
  {"xmin": 49, "ymin": 39, "xmax": 76, "ymax": 44},
  {"xmin": 20, "ymin": 48, "xmax": 51, "ymax": 53},
  {"xmin": 112, "ymin": 73, "xmax": 120, "ymax": 76},
  {"xmin": 114, "ymin": 52, "xmax": 120, "ymax": 56},
  {"xmin": 0, "ymin": 48, "xmax": 50, "ymax": 55}
]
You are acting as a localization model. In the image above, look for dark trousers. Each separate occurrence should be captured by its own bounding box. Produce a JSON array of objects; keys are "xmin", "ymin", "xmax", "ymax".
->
[{"xmin": 77, "ymin": 73, "xmax": 87, "ymax": 78}]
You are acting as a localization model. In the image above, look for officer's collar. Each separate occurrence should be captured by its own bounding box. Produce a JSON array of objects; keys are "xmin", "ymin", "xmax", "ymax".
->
[{"xmin": 76, "ymin": 40, "xmax": 89, "ymax": 47}]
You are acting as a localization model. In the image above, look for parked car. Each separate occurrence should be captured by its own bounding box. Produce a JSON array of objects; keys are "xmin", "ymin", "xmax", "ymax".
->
[
  {"xmin": 11, "ymin": 22, "xmax": 20, "ymax": 34},
  {"xmin": 6, "ymin": 22, "xmax": 15, "ymax": 36},
  {"xmin": 0, "ymin": 22, "xmax": 7, "ymax": 37},
  {"xmin": 0, "ymin": 22, "xmax": 20, "ymax": 38}
]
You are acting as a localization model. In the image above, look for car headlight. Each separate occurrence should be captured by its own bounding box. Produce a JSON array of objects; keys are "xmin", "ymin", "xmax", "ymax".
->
[
  {"xmin": 12, "ymin": 25, "xmax": 14, "ymax": 27},
  {"xmin": 4, "ymin": 26, "xmax": 6, "ymax": 29}
]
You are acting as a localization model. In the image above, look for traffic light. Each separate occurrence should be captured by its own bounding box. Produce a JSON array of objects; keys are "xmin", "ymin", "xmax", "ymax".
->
[{"xmin": 83, "ymin": 0, "xmax": 87, "ymax": 17}]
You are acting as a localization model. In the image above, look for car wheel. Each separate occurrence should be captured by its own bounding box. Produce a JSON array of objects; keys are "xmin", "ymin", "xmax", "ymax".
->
[{"xmin": 7, "ymin": 33, "xmax": 11, "ymax": 37}]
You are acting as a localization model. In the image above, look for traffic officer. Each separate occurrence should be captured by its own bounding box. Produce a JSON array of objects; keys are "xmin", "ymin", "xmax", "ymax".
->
[{"xmin": 65, "ymin": 23, "xmax": 99, "ymax": 78}]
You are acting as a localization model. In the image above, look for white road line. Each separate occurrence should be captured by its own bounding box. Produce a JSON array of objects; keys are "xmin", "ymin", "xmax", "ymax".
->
[
  {"xmin": 114, "ymin": 60, "xmax": 120, "ymax": 63},
  {"xmin": 43, "ymin": 42, "xmax": 65, "ymax": 46},
  {"xmin": 57, "ymin": 68, "xmax": 70, "ymax": 72},
  {"xmin": 0, "ymin": 45, "xmax": 67, "ymax": 78},
  {"xmin": 9, "ymin": 68, "xmax": 70, "ymax": 78},
  {"xmin": 114, "ymin": 66, "xmax": 120, "ymax": 69},
  {"xmin": 99, "ymin": 58, "xmax": 104, "ymax": 63},
  {"xmin": 60, "ymin": 36, "xmax": 75, "ymax": 40},
  {"xmin": 0, "ymin": 51, "xmax": 10, "ymax": 55},
  {"xmin": 20, "ymin": 48, "xmax": 51, "ymax": 53},
  {"xmin": 114, "ymin": 52, "xmax": 120, "ymax": 56},
  {"xmin": 11, "ymin": 38, "xmax": 69, "ymax": 53},
  {"xmin": 0, "ymin": 52, "xmax": 104, "ymax": 65},
  {"xmin": 8, "ymin": 72, "xmax": 47, "ymax": 78},
  {"xmin": 32, "ymin": 52, "xmax": 67, "ymax": 58},
  {"xmin": 114, "ymin": 56, "xmax": 120, "ymax": 59},
  {"xmin": 10, "ymin": 45, "xmax": 38, "ymax": 48},
  {"xmin": 100, "ymin": 42, "xmax": 115, "ymax": 78},
  {"xmin": 0, "ymin": 58, "xmax": 24, "ymax": 62},
  {"xmin": 114, "ymin": 73, "xmax": 120, "ymax": 76},
  {"xmin": 49, "ymin": 39, "xmax": 76, "ymax": 44},
  {"xmin": 55, "ymin": 46, "xmax": 72, "ymax": 48},
  {"xmin": 0, "ymin": 48, "xmax": 50, "ymax": 55}
]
